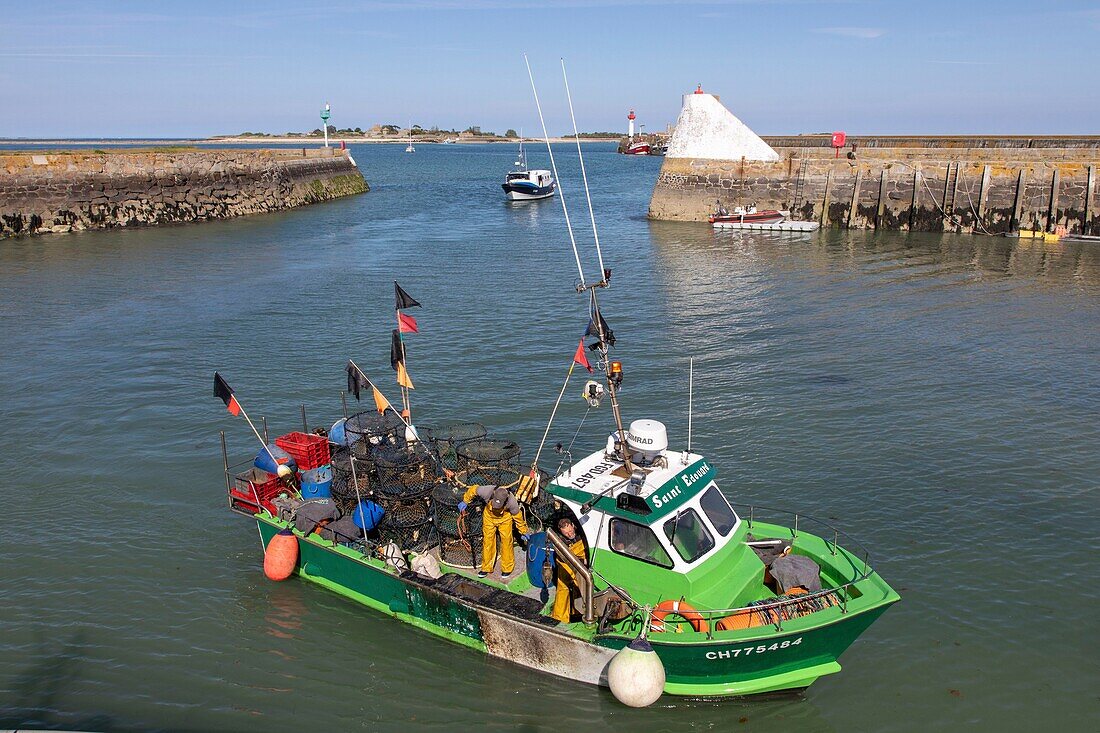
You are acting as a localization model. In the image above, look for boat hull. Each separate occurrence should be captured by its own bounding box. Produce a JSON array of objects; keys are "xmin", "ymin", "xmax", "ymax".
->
[
  {"xmin": 254, "ymin": 517, "xmax": 897, "ymax": 699},
  {"xmin": 503, "ymin": 182, "xmax": 556, "ymax": 201}
]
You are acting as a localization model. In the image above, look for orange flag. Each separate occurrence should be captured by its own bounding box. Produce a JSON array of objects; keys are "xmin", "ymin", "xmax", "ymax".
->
[
  {"xmin": 371, "ymin": 385, "xmax": 389, "ymax": 414},
  {"xmin": 396, "ymin": 361, "xmax": 415, "ymax": 389}
]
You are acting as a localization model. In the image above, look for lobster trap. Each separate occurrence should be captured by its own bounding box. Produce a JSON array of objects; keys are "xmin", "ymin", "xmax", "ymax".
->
[
  {"xmin": 456, "ymin": 439, "xmax": 521, "ymax": 485},
  {"xmin": 421, "ymin": 422, "xmax": 487, "ymax": 470}
]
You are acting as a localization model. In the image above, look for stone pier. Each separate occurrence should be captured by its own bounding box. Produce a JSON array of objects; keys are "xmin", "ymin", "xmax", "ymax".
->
[
  {"xmin": 0, "ymin": 147, "xmax": 368, "ymax": 237},
  {"xmin": 646, "ymin": 91, "xmax": 1100, "ymax": 235}
]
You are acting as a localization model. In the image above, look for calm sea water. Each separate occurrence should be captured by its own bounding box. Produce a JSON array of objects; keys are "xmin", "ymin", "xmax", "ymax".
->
[{"xmin": 1, "ymin": 142, "xmax": 1098, "ymax": 732}]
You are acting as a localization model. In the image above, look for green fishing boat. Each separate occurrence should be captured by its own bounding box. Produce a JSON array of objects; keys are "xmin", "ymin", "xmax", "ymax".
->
[
  {"xmin": 215, "ymin": 64, "xmax": 897, "ymax": 705},
  {"xmin": 216, "ymin": 281, "xmax": 898, "ymax": 706}
]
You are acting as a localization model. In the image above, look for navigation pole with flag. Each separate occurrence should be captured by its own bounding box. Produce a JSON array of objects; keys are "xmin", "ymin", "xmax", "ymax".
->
[
  {"xmin": 393, "ymin": 281, "xmax": 421, "ymax": 419},
  {"xmin": 213, "ymin": 371, "xmax": 291, "ymax": 478}
]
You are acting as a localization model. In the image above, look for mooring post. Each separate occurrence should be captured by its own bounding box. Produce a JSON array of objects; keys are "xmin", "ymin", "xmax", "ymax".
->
[
  {"xmin": 847, "ymin": 168, "xmax": 863, "ymax": 229},
  {"xmin": 1011, "ymin": 168, "xmax": 1028, "ymax": 233},
  {"xmin": 820, "ymin": 170, "xmax": 833, "ymax": 226},
  {"xmin": 977, "ymin": 164, "xmax": 992, "ymax": 230},
  {"xmin": 909, "ymin": 168, "xmax": 921, "ymax": 231},
  {"xmin": 1047, "ymin": 168, "xmax": 1060, "ymax": 233},
  {"xmin": 1085, "ymin": 164, "xmax": 1096, "ymax": 235},
  {"xmin": 876, "ymin": 167, "xmax": 888, "ymax": 229},
  {"xmin": 941, "ymin": 163, "xmax": 953, "ymax": 230}
]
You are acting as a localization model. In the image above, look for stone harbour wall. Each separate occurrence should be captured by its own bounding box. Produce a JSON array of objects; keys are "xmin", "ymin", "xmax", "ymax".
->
[
  {"xmin": 0, "ymin": 147, "xmax": 368, "ymax": 237},
  {"xmin": 649, "ymin": 142, "xmax": 1100, "ymax": 235}
]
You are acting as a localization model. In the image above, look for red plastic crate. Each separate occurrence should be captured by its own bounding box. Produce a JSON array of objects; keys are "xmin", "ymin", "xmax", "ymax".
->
[
  {"xmin": 229, "ymin": 468, "xmax": 286, "ymax": 514},
  {"xmin": 275, "ymin": 431, "xmax": 330, "ymax": 471}
]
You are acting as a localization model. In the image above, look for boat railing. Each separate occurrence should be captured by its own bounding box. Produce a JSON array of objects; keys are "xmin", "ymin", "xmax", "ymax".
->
[{"xmin": 638, "ymin": 504, "xmax": 877, "ymax": 640}]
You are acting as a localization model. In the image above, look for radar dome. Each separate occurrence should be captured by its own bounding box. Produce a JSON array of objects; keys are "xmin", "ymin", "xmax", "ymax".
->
[{"xmin": 626, "ymin": 419, "xmax": 668, "ymax": 462}]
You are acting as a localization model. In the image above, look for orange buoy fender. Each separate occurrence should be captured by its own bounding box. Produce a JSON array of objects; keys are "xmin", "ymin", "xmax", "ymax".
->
[
  {"xmin": 650, "ymin": 599, "xmax": 709, "ymax": 633},
  {"xmin": 264, "ymin": 529, "xmax": 298, "ymax": 581}
]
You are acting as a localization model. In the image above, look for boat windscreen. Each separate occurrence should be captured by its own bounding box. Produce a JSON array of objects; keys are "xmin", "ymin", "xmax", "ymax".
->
[
  {"xmin": 609, "ymin": 518, "xmax": 673, "ymax": 569},
  {"xmin": 663, "ymin": 508, "xmax": 715, "ymax": 563},
  {"xmin": 699, "ymin": 485, "xmax": 738, "ymax": 536}
]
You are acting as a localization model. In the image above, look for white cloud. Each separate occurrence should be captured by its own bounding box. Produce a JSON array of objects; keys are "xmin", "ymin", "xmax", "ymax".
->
[{"xmin": 813, "ymin": 27, "xmax": 886, "ymax": 39}]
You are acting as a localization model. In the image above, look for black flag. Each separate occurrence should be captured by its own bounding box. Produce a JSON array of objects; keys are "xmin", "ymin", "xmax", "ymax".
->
[
  {"xmin": 213, "ymin": 372, "xmax": 241, "ymax": 415},
  {"xmin": 390, "ymin": 329, "xmax": 403, "ymax": 371},
  {"xmin": 347, "ymin": 360, "xmax": 366, "ymax": 401},
  {"xmin": 394, "ymin": 281, "xmax": 421, "ymax": 310},
  {"xmin": 585, "ymin": 310, "xmax": 616, "ymax": 347}
]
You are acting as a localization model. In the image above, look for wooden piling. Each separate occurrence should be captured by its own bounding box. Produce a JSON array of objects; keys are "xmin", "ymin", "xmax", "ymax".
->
[
  {"xmin": 847, "ymin": 169, "xmax": 863, "ymax": 229},
  {"xmin": 909, "ymin": 168, "xmax": 921, "ymax": 231},
  {"xmin": 1046, "ymin": 168, "xmax": 1060, "ymax": 232},
  {"xmin": 1085, "ymin": 164, "xmax": 1096, "ymax": 235},
  {"xmin": 976, "ymin": 165, "xmax": 992, "ymax": 228},
  {"xmin": 820, "ymin": 169, "xmax": 833, "ymax": 226},
  {"xmin": 1011, "ymin": 168, "xmax": 1027, "ymax": 232},
  {"xmin": 876, "ymin": 167, "xmax": 888, "ymax": 229}
]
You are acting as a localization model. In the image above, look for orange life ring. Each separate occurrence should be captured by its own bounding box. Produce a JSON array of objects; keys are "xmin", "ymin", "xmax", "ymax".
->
[{"xmin": 650, "ymin": 599, "xmax": 709, "ymax": 633}]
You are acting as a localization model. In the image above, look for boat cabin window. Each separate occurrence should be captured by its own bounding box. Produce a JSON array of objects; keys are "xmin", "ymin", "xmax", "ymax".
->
[
  {"xmin": 699, "ymin": 484, "xmax": 738, "ymax": 536},
  {"xmin": 507, "ymin": 172, "xmax": 527, "ymax": 181},
  {"xmin": 609, "ymin": 518, "xmax": 673, "ymax": 569},
  {"xmin": 662, "ymin": 509, "xmax": 715, "ymax": 563}
]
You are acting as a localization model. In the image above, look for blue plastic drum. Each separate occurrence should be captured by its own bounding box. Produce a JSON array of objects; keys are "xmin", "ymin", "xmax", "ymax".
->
[
  {"xmin": 352, "ymin": 500, "xmax": 385, "ymax": 531},
  {"xmin": 300, "ymin": 478, "xmax": 333, "ymax": 499},
  {"xmin": 329, "ymin": 418, "xmax": 350, "ymax": 447},
  {"xmin": 255, "ymin": 444, "xmax": 297, "ymax": 475},
  {"xmin": 300, "ymin": 465, "xmax": 333, "ymax": 484},
  {"xmin": 526, "ymin": 532, "xmax": 551, "ymax": 588}
]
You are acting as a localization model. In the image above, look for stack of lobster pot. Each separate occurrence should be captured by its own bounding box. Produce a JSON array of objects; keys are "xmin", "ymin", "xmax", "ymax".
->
[
  {"xmin": 431, "ymin": 480, "xmax": 481, "ymax": 567},
  {"xmin": 371, "ymin": 434, "xmax": 439, "ymax": 553},
  {"xmin": 421, "ymin": 421, "xmax": 487, "ymax": 471}
]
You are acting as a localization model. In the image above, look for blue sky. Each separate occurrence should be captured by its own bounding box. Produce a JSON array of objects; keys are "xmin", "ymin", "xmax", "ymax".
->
[{"xmin": 2, "ymin": 0, "xmax": 1098, "ymax": 137}]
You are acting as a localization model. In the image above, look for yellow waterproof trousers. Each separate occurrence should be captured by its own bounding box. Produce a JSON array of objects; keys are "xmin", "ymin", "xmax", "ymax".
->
[
  {"xmin": 551, "ymin": 575, "xmax": 578, "ymax": 623},
  {"xmin": 481, "ymin": 509, "xmax": 516, "ymax": 574}
]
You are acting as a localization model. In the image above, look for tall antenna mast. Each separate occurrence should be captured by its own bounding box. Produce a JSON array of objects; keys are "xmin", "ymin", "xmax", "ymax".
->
[
  {"xmin": 525, "ymin": 54, "xmax": 586, "ymax": 289},
  {"xmin": 688, "ymin": 357, "xmax": 694, "ymax": 452},
  {"xmin": 561, "ymin": 58, "xmax": 607, "ymax": 281}
]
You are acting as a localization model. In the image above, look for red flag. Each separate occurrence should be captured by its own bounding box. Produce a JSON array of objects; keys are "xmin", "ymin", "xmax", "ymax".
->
[
  {"xmin": 573, "ymin": 339, "xmax": 593, "ymax": 373},
  {"xmin": 398, "ymin": 312, "xmax": 419, "ymax": 334}
]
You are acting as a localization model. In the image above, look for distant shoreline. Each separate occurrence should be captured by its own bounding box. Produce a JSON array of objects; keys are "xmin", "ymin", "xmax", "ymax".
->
[{"xmin": 0, "ymin": 136, "xmax": 621, "ymax": 147}]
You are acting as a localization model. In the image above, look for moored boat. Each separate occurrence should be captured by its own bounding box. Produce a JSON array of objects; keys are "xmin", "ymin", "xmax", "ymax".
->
[
  {"xmin": 624, "ymin": 139, "xmax": 650, "ymax": 156},
  {"xmin": 502, "ymin": 139, "xmax": 555, "ymax": 200},
  {"xmin": 709, "ymin": 203, "xmax": 821, "ymax": 232}
]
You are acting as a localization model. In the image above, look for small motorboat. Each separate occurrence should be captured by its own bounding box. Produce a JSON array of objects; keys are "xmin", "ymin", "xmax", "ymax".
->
[
  {"xmin": 709, "ymin": 203, "xmax": 820, "ymax": 232},
  {"xmin": 709, "ymin": 204, "xmax": 786, "ymax": 226},
  {"xmin": 502, "ymin": 140, "xmax": 555, "ymax": 201}
]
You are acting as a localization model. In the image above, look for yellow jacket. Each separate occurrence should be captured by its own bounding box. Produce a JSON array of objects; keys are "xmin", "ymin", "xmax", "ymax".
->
[{"xmin": 462, "ymin": 484, "xmax": 530, "ymax": 534}]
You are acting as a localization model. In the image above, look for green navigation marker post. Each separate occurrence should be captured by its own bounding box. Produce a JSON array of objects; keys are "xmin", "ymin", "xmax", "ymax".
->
[{"xmin": 320, "ymin": 103, "xmax": 331, "ymax": 148}]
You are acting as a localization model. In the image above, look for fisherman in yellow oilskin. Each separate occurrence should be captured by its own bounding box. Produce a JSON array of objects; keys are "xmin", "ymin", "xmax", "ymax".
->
[
  {"xmin": 459, "ymin": 485, "xmax": 531, "ymax": 578},
  {"xmin": 551, "ymin": 517, "xmax": 589, "ymax": 624}
]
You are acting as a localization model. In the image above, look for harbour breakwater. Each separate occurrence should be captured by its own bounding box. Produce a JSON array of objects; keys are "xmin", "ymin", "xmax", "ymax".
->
[
  {"xmin": 0, "ymin": 148, "xmax": 368, "ymax": 237},
  {"xmin": 649, "ymin": 135, "xmax": 1100, "ymax": 235}
]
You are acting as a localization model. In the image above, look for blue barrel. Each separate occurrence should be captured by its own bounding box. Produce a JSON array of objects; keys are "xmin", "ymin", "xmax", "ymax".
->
[
  {"xmin": 300, "ymin": 465, "xmax": 333, "ymax": 484},
  {"xmin": 352, "ymin": 500, "xmax": 384, "ymax": 531},
  {"xmin": 255, "ymin": 444, "xmax": 296, "ymax": 475},
  {"xmin": 300, "ymin": 478, "xmax": 333, "ymax": 499},
  {"xmin": 526, "ymin": 532, "xmax": 551, "ymax": 588},
  {"xmin": 329, "ymin": 418, "xmax": 350, "ymax": 447}
]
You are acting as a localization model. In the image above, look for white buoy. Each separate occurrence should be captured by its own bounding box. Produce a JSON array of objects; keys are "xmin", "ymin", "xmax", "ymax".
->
[{"xmin": 607, "ymin": 637, "xmax": 665, "ymax": 708}]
